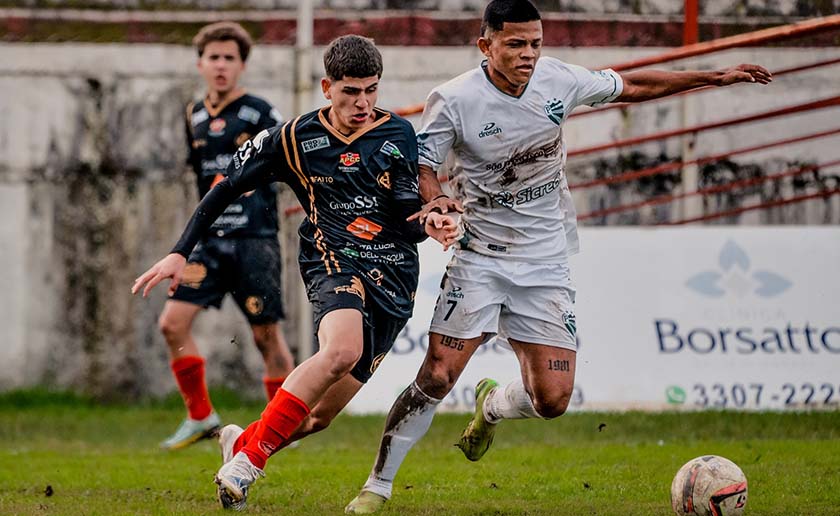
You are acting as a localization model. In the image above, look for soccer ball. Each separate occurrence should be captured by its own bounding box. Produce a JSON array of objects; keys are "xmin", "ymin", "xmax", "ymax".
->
[{"xmin": 671, "ymin": 455, "xmax": 748, "ymax": 516}]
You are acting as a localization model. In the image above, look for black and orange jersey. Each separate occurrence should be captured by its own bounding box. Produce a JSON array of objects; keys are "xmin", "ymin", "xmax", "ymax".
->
[
  {"xmin": 173, "ymin": 107, "xmax": 427, "ymax": 318},
  {"xmin": 186, "ymin": 92, "xmax": 283, "ymax": 238}
]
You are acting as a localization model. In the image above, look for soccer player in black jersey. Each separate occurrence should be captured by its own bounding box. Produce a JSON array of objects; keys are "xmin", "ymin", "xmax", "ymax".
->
[
  {"xmin": 157, "ymin": 22, "xmax": 295, "ymax": 451},
  {"xmin": 133, "ymin": 35, "xmax": 457, "ymax": 509}
]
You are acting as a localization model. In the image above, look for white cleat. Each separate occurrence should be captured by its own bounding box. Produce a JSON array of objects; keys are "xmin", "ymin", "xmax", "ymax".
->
[
  {"xmin": 218, "ymin": 424, "xmax": 244, "ymax": 464},
  {"xmin": 215, "ymin": 451, "xmax": 265, "ymax": 511},
  {"xmin": 160, "ymin": 412, "xmax": 221, "ymax": 450}
]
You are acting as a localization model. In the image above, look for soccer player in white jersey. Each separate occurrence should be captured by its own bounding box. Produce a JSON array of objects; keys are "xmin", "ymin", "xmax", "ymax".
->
[{"xmin": 345, "ymin": 0, "xmax": 771, "ymax": 513}]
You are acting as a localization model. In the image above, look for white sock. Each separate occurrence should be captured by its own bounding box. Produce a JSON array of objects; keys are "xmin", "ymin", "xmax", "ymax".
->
[
  {"xmin": 362, "ymin": 382, "xmax": 441, "ymax": 499},
  {"xmin": 483, "ymin": 379, "xmax": 541, "ymax": 423}
]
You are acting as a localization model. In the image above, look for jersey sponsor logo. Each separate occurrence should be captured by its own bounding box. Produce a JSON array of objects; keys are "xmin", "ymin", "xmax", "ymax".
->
[
  {"xmin": 233, "ymin": 140, "xmax": 253, "ymax": 169},
  {"xmin": 493, "ymin": 175, "xmax": 562, "ymax": 208},
  {"xmin": 237, "ymin": 105, "xmax": 261, "ymax": 124},
  {"xmin": 201, "ymin": 153, "xmax": 233, "ymax": 173},
  {"xmin": 191, "ymin": 109, "xmax": 209, "ymax": 126},
  {"xmin": 487, "ymin": 243, "xmax": 508, "ymax": 253},
  {"xmin": 485, "ymin": 137, "xmax": 561, "ymax": 174},
  {"xmin": 377, "ymin": 171, "xmax": 391, "ymax": 190},
  {"xmin": 478, "ymin": 122, "xmax": 503, "ymax": 138},
  {"xmin": 379, "ymin": 141, "xmax": 403, "ymax": 159},
  {"xmin": 302, "ymin": 136, "xmax": 330, "ymax": 153},
  {"xmin": 334, "ymin": 275, "xmax": 366, "ymax": 302},
  {"xmin": 346, "ymin": 216, "xmax": 383, "ymax": 241},
  {"xmin": 329, "ymin": 196, "xmax": 380, "ymax": 213},
  {"xmin": 446, "ymin": 286, "xmax": 464, "ymax": 299},
  {"xmin": 192, "ymin": 138, "xmax": 207, "ymax": 149},
  {"xmin": 209, "ymin": 118, "xmax": 226, "ymax": 136},
  {"xmin": 311, "ymin": 176, "xmax": 334, "ymax": 184},
  {"xmin": 544, "ymin": 98, "xmax": 565, "ymax": 126},
  {"xmin": 245, "ymin": 296, "xmax": 264, "ymax": 316},
  {"xmin": 340, "ymin": 247, "xmax": 361, "ymax": 258}
]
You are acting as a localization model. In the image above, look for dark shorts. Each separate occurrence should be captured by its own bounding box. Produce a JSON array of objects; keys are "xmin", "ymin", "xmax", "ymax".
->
[
  {"xmin": 171, "ymin": 237, "xmax": 285, "ymax": 325},
  {"xmin": 307, "ymin": 272, "xmax": 408, "ymax": 384}
]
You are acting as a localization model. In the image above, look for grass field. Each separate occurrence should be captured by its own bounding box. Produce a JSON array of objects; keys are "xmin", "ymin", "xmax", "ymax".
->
[{"xmin": 1, "ymin": 390, "xmax": 839, "ymax": 516}]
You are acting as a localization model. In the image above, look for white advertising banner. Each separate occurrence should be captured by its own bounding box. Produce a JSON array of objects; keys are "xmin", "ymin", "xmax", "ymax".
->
[{"xmin": 346, "ymin": 227, "xmax": 840, "ymax": 413}]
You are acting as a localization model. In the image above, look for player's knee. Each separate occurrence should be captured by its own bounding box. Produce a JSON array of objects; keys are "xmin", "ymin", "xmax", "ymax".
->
[
  {"xmin": 321, "ymin": 345, "xmax": 362, "ymax": 378},
  {"xmin": 158, "ymin": 313, "xmax": 187, "ymax": 344},
  {"xmin": 251, "ymin": 327, "xmax": 279, "ymax": 356},
  {"xmin": 416, "ymin": 363, "xmax": 457, "ymax": 399},
  {"xmin": 531, "ymin": 390, "xmax": 571, "ymax": 419}
]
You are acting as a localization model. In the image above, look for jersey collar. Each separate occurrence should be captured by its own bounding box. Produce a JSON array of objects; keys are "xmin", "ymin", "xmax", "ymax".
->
[
  {"xmin": 203, "ymin": 88, "xmax": 246, "ymax": 118},
  {"xmin": 317, "ymin": 107, "xmax": 392, "ymax": 145},
  {"xmin": 481, "ymin": 60, "xmax": 531, "ymax": 99}
]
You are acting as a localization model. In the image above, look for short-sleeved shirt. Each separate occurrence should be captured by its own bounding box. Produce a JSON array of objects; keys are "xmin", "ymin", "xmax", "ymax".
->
[
  {"xmin": 186, "ymin": 93, "xmax": 283, "ymax": 239},
  {"xmin": 417, "ymin": 57, "xmax": 623, "ymax": 262},
  {"xmin": 173, "ymin": 107, "xmax": 424, "ymax": 320}
]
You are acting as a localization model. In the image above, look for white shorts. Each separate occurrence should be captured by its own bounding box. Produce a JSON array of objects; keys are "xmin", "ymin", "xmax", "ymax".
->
[{"xmin": 429, "ymin": 250, "xmax": 578, "ymax": 350}]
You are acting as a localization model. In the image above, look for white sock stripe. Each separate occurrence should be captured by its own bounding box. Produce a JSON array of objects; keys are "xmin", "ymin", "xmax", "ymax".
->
[{"xmin": 411, "ymin": 381, "xmax": 443, "ymax": 404}]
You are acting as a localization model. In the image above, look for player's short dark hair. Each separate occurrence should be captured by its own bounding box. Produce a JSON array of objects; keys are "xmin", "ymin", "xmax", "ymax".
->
[
  {"xmin": 323, "ymin": 35, "xmax": 383, "ymax": 81},
  {"xmin": 193, "ymin": 21, "xmax": 253, "ymax": 62},
  {"xmin": 480, "ymin": 0, "xmax": 541, "ymax": 37}
]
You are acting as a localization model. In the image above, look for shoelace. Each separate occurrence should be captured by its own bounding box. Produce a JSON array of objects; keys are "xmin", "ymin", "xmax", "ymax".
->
[{"xmin": 225, "ymin": 457, "xmax": 266, "ymax": 485}]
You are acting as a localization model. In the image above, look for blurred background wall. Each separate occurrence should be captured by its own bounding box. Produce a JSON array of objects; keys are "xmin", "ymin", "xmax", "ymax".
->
[{"xmin": 0, "ymin": 2, "xmax": 838, "ymax": 400}]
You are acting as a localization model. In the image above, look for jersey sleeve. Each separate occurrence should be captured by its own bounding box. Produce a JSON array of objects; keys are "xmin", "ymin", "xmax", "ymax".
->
[
  {"xmin": 171, "ymin": 125, "xmax": 292, "ymax": 256},
  {"xmin": 384, "ymin": 122, "xmax": 427, "ymax": 243},
  {"xmin": 184, "ymin": 103, "xmax": 199, "ymax": 172},
  {"xmin": 416, "ymin": 89, "xmax": 459, "ymax": 172},
  {"xmin": 565, "ymin": 63, "xmax": 624, "ymax": 108},
  {"xmin": 257, "ymin": 101, "xmax": 284, "ymax": 132}
]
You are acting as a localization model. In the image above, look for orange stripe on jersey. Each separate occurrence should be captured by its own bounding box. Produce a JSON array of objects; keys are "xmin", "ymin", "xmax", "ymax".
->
[
  {"xmin": 287, "ymin": 116, "xmax": 334, "ymax": 275},
  {"xmin": 209, "ymin": 173, "xmax": 225, "ymax": 189}
]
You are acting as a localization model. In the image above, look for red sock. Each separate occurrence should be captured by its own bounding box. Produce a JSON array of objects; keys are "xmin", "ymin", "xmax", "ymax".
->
[
  {"xmin": 241, "ymin": 388, "xmax": 310, "ymax": 469},
  {"xmin": 233, "ymin": 421, "xmax": 259, "ymax": 456},
  {"xmin": 263, "ymin": 376, "xmax": 286, "ymax": 401},
  {"xmin": 171, "ymin": 356, "xmax": 213, "ymax": 420}
]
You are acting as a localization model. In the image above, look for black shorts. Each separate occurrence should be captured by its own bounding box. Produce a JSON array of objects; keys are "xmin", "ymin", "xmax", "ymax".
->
[
  {"xmin": 171, "ymin": 237, "xmax": 285, "ymax": 324},
  {"xmin": 306, "ymin": 272, "xmax": 408, "ymax": 384}
]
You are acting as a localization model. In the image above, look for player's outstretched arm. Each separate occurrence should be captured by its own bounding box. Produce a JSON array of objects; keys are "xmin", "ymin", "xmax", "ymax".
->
[
  {"xmin": 616, "ymin": 64, "xmax": 772, "ymax": 103},
  {"xmin": 424, "ymin": 212, "xmax": 459, "ymax": 251},
  {"xmin": 407, "ymin": 164, "xmax": 463, "ymax": 223},
  {"xmin": 132, "ymin": 253, "xmax": 187, "ymax": 298}
]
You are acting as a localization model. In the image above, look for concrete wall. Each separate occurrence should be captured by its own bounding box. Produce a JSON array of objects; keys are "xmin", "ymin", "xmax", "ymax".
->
[{"xmin": 1, "ymin": 42, "xmax": 838, "ymax": 399}]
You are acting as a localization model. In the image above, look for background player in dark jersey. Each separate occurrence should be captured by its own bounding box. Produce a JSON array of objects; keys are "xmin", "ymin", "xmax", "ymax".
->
[
  {"xmin": 133, "ymin": 35, "xmax": 458, "ymax": 509},
  {"xmin": 157, "ymin": 21, "xmax": 295, "ymax": 451}
]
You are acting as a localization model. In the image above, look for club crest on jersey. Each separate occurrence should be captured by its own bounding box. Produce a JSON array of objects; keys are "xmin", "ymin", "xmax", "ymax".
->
[
  {"xmin": 209, "ymin": 118, "xmax": 226, "ymax": 136},
  {"xmin": 544, "ymin": 98, "xmax": 565, "ymax": 126},
  {"xmin": 339, "ymin": 152, "xmax": 361, "ymax": 172}
]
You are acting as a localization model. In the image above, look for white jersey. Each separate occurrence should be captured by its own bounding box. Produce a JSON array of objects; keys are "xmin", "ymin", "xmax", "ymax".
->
[{"xmin": 418, "ymin": 57, "xmax": 623, "ymax": 262}]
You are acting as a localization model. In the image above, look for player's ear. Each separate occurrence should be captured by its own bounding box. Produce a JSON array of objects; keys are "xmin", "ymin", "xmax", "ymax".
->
[
  {"xmin": 321, "ymin": 77, "xmax": 332, "ymax": 100},
  {"xmin": 477, "ymin": 37, "xmax": 491, "ymax": 57}
]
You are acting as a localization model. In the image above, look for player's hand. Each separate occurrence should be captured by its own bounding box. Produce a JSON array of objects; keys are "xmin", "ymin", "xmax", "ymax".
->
[
  {"xmin": 425, "ymin": 212, "xmax": 459, "ymax": 251},
  {"xmin": 407, "ymin": 195, "xmax": 464, "ymax": 224},
  {"xmin": 717, "ymin": 64, "xmax": 772, "ymax": 86},
  {"xmin": 131, "ymin": 253, "xmax": 187, "ymax": 298}
]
